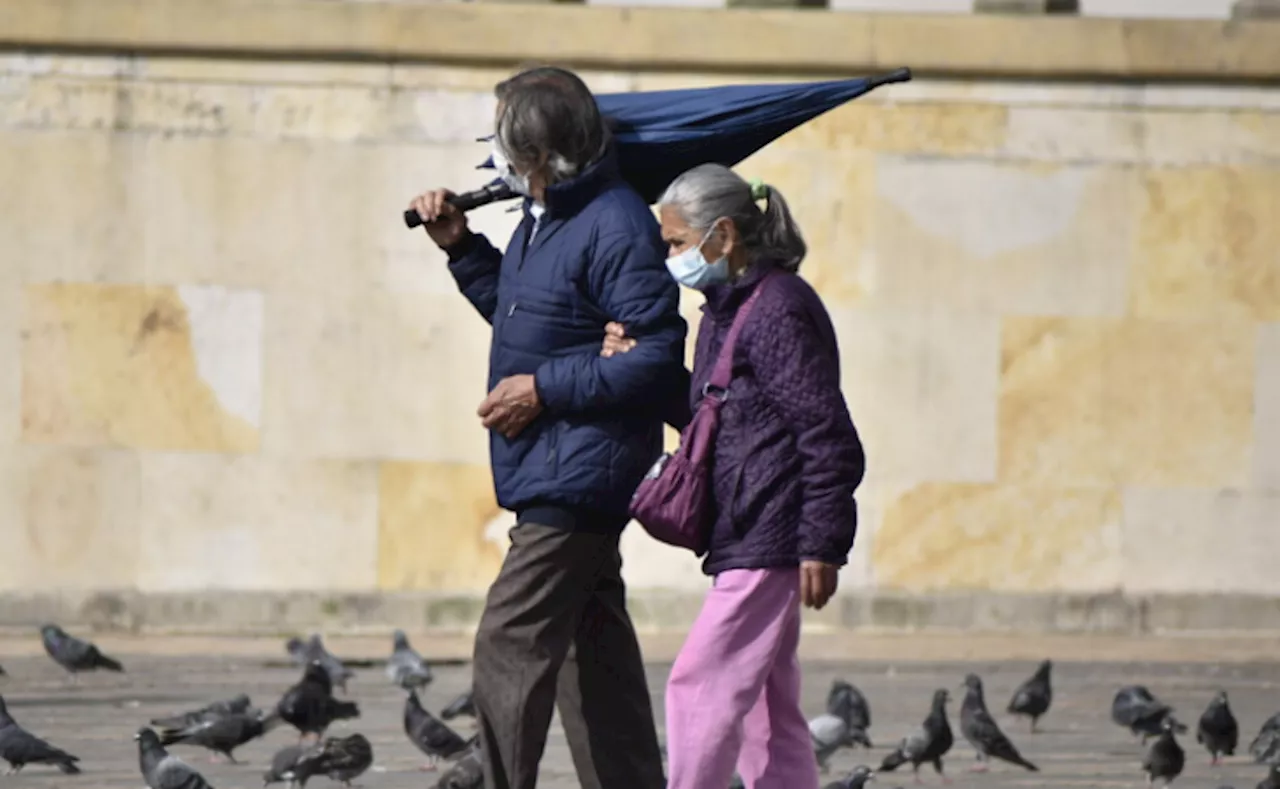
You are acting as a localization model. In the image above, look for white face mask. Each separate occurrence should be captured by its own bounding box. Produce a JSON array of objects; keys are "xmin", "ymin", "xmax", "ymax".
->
[
  {"xmin": 491, "ymin": 141, "xmax": 532, "ymax": 197},
  {"xmin": 665, "ymin": 223, "xmax": 730, "ymax": 291}
]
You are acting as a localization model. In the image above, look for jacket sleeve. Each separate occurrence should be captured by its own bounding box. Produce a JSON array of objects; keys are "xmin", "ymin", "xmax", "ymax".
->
[
  {"xmin": 445, "ymin": 232, "xmax": 503, "ymax": 324},
  {"xmin": 747, "ymin": 294, "xmax": 865, "ymax": 566},
  {"xmin": 534, "ymin": 232, "xmax": 687, "ymax": 414}
]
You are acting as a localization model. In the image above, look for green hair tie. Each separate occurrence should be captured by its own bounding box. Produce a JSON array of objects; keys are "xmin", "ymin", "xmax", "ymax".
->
[{"xmin": 748, "ymin": 178, "xmax": 769, "ymax": 201}]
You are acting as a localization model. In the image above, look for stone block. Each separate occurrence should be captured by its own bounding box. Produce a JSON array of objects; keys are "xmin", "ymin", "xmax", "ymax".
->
[
  {"xmin": 21, "ymin": 283, "xmax": 261, "ymax": 452},
  {"xmin": 998, "ymin": 316, "xmax": 1255, "ymax": 487},
  {"xmin": 776, "ymin": 101, "xmax": 1009, "ymax": 158},
  {"xmin": 134, "ymin": 454, "xmax": 379, "ymax": 592},
  {"xmin": 1254, "ymin": 323, "xmax": 1280, "ymax": 490},
  {"xmin": 261, "ymin": 288, "xmax": 491, "ymax": 463},
  {"xmin": 0, "ymin": 446, "xmax": 142, "ymax": 593},
  {"xmin": 1122, "ymin": 488, "xmax": 1280, "ymax": 595},
  {"xmin": 376, "ymin": 461, "xmax": 506, "ymax": 592},
  {"xmin": 1130, "ymin": 167, "xmax": 1280, "ymax": 321},
  {"xmin": 868, "ymin": 158, "xmax": 1137, "ymax": 316},
  {"xmin": 871, "ymin": 483, "xmax": 1123, "ymax": 592}
]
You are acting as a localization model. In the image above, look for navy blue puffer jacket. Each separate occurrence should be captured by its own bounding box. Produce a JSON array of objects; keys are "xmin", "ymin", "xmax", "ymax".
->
[{"xmin": 446, "ymin": 148, "xmax": 687, "ymax": 526}]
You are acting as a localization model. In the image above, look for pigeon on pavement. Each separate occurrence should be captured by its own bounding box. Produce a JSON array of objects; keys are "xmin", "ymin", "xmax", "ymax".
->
[
  {"xmin": 827, "ymin": 680, "xmax": 873, "ymax": 747},
  {"xmin": 0, "ymin": 694, "xmax": 80, "ymax": 774},
  {"xmin": 811, "ymin": 709, "xmax": 860, "ymax": 773},
  {"xmin": 136, "ymin": 727, "xmax": 214, "ymax": 789},
  {"xmin": 434, "ymin": 741, "xmax": 483, "ymax": 789},
  {"xmin": 309, "ymin": 733, "xmax": 372, "ymax": 788},
  {"xmin": 157, "ymin": 709, "xmax": 276, "ymax": 763},
  {"xmin": 151, "ymin": 695, "xmax": 254, "ymax": 730},
  {"xmin": 1250, "ymin": 713, "xmax": 1280, "ymax": 765},
  {"xmin": 405, "ymin": 690, "xmax": 474, "ymax": 771},
  {"xmin": 286, "ymin": 635, "xmax": 353, "ymax": 694},
  {"xmin": 441, "ymin": 690, "xmax": 476, "ymax": 724},
  {"xmin": 879, "ymin": 688, "xmax": 954, "ymax": 783},
  {"xmin": 821, "ymin": 764, "xmax": 875, "ymax": 789},
  {"xmin": 40, "ymin": 624, "xmax": 123, "ymax": 681},
  {"xmin": 1143, "ymin": 717, "xmax": 1186, "ymax": 788},
  {"xmin": 387, "ymin": 630, "xmax": 433, "ymax": 690},
  {"xmin": 960, "ymin": 673, "xmax": 1038, "ymax": 773},
  {"xmin": 1113, "ymin": 685, "xmax": 1188, "ymax": 743},
  {"xmin": 276, "ymin": 661, "xmax": 360, "ymax": 740},
  {"xmin": 1007, "ymin": 659, "xmax": 1053, "ymax": 733},
  {"xmin": 262, "ymin": 743, "xmax": 324, "ymax": 788},
  {"xmin": 1198, "ymin": 691, "xmax": 1239, "ymax": 766}
]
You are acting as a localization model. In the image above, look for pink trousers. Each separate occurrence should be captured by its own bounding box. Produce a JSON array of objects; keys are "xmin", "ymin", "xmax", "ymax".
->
[{"xmin": 664, "ymin": 567, "xmax": 819, "ymax": 789}]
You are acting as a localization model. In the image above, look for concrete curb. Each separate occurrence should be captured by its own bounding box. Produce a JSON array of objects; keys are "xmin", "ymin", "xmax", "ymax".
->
[{"xmin": 1, "ymin": 590, "xmax": 1277, "ymax": 636}]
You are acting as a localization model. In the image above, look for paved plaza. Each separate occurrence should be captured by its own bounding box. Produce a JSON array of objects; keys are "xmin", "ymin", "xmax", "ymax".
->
[{"xmin": 0, "ymin": 633, "xmax": 1278, "ymax": 788}]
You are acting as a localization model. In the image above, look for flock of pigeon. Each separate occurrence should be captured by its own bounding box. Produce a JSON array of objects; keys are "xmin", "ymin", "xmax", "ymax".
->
[
  {"xmin": 0, "ymin": 626, "xmax": 484, "ymax": 789},
  {"xmin": 5, "ymin": 633, "xmax": 1280, "ymax": 789},
  {"xmin": 767, "ymin": 661, "xmax": 1280, "ymax": 789}
]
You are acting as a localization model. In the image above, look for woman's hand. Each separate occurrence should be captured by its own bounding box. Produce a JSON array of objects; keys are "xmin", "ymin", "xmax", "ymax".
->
[
  {"xmin": 800, "ymin": 560, "xmax": 839, "ymax": 610},
  {"xmin": 601, "ymin": 322, "xmax": 637, "ymax": 357}
]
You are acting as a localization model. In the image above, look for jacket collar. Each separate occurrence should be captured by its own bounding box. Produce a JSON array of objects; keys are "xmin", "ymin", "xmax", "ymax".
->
[
  {"xmin": 701, "ymin": 260, "xmax": 781, "ymax": 323},
  {"xmin": 524, "ymin": 145, "xmax": 621, "ymax": 221}
]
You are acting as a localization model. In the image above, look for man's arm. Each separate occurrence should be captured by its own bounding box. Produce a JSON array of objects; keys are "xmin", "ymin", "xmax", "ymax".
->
[
  {"xmin": 445, "ymin": 232, "xmax": 503, "ymax": 324},
  {"xmin": 534, "ymin": 233, "xmax": 686, "ymax": 413}
]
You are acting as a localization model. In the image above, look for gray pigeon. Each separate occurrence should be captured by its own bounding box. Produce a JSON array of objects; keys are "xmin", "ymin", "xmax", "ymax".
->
[
  {"xmin": 434, "ymin": 742, "xmax": 483, "ymax": 789},
  {"xmin": 0, "ymin": 694, "xmax": 80, "ymax": 774},
  {"xmin": 309, "ymin": 733, "xmax": 372, "ymax": 787},
  {"xmin": 879, "ymin": 688, "xmax": 954, "ymax": 781},
  {"xmin": 822, "ymin": 765, "xmax": 875, "ymax": 789},
  {"xmin": 151, "ymin": 695, "xmax": 254, "ymax": 730},
  {"xmin": 157, "ymin": 709, "xmax": 276, "ymax": 763},
  {"xmin": 405, "ymin": 690, "xmax": 473, "ymax": 770},
  {"xmin": 1250, "ymin": 713, "xmax": 1280, "ymax": 764},
  {"xmin": 1259, "ymin": 763, "xmax": 1280, "ymax": 789},
  {"xmin": 387, "ymin": 630, "xmax": 433, "ymax": 690},
  {"xmin": 1143, "ymin": 717, "xmax": 1186, "ymax": 788},
  {"xmin": 135, "ymin": 727, "xmax": 214, "ymax": 789},
  {"xmin": 810, "ymin": 710, "xmax": 859, "ymax": 773},
  {"xmin": 1007, "ymin": 659, "xmax": 1052, "ymax": 733},
  {"xmin": 286, "ymin": 635, "xmax": 352, "ymax": 694},
  {"xmin": 960, "ymin": 673, "xmax": 1038, "ymax": 773},
  {"xmin": 261, "ymin": 743, "xmax": 324, "ymax": 788},
  {"xmin": 276, "ymin": 661, "xmax": 360, "ymax": 739},
  {"xmin": 1198, "ymin": 690, "xmax": 1239, "ymax": 766},
  {"xmin": 1113, "ymin": 685, "xmax": 1188, "ymax": 743},
  {"xmin": 40, "ymin": 624, "xmax": 123, "ymax": 681},
  {"xmin": 441, "ymin": 689, "xmax": 476, "ymax": 723},
  {"xmin": 827, "ymin": 680, "xmax": 873, "ymax": 747}
]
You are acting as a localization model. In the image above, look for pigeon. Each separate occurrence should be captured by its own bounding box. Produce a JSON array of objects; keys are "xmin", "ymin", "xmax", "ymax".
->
[
  {"xmin": 1007, "ymin": 659, "xmax": 1053, "ymax": 733},
  {"xmin": 311, "ymin": 733, "xmax": 372, "ymax": 787},
  {"xmin": 1198, "ymin": 690, "xmax": 1239, "ymax": 766},
  {"xmin": 387, "ymin": 630, "xmax": 433, "ymax": 690},
  {"xmin": 822, "ymin": 764, "xmax": 876, "ymax": 789},
  {"xmin": 262, "ymin": 744, "xmax": 324, "ymax": 788},
  {"xmin": 0, "ymin": 663, "xmax": 6, "ymax": 677},
  {"xmin": 811, "ymin": 709, "xmax": 860, "ymax": 773},
  {"xmin": 40, "ymin": 624, "xmax": 123, "ymax": 681},
  {"xmin": 959, "ymin": 673, "xmax": 1038, "ymax": 773},
  {"xmin": 1143, "ymin": 717, "xmax": 1186, "ymax": 787},
  {"xmin": 435, "ymin": 742, "xmax": 483, "ymax": 789},
  {"xmin": 405, "ymin": 690, "xmax": 474, "ymax": 770},
  {"xmin": 828, "ymin": 680, "xmax": 873, "ymax": 747},
  {"xmin": 276, "ymin": 661, "xmax": 361, "ymax": 740},
  {"xmin": 135, "ymin": 727, "xmax": 214, "ymax": 789},
  {"xmin": 152, "ymin": 695, "xmax": 254, "ymax": 730},
  {"xmin": 1250, "ymin": 713, "xmax": 1280, "ymax": 764},
  {"xmin": 441, "ymin": 689, "xmax": 477, "ymax": 723},
  {"xmin": 286, "ymin": 635, "xmax": 353, "ymax": 694},
  {"xmin": 1113, "ymin": 685, "xmax": 1188, "ymax": 743},
  {"xmin": 879, "ymin": 688, "xmax": 954, "ymax": 782},
  {"xmin": 0, "ymin": 694, "xmax": 80, "ymax": 774},
  {"xmin": 1259, "ymin": 763, "xmax": 1280, "ymax": 789},
  {"xmin": 157, "ymin": 709, "xmax": 276, "ymax": 763}
]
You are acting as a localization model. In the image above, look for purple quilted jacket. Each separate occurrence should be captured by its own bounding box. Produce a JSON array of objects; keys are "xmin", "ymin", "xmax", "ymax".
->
[{"xmin": 686, "ymin": 263, "xmax": 865, "ymax": 575}]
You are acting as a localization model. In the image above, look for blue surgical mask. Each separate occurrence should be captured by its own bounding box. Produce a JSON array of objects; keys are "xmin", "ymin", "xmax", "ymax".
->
[
  {"xmin": 491, "ymin": 142, "xmax": 532, "ymax": 197},
  {"xmin": 665, "ymin": 224, "xmax": 729, "ymax": 291}
]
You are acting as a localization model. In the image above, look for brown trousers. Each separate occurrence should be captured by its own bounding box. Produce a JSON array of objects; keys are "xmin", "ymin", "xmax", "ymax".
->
[{"xmin": 472, "ymin": 521, "xmax": 666, "ymax": 789}]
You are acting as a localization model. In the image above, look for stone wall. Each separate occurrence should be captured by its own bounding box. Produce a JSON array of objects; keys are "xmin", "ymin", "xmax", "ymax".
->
[{"xmin": 1, "ymin": 0, "xmax": 1278, "ymax": 633}]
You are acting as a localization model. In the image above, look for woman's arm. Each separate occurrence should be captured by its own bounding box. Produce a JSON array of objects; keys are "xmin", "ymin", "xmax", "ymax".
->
[{"xmin": 602, "ymin": 322, "xmax": 692, "ymax": 431}]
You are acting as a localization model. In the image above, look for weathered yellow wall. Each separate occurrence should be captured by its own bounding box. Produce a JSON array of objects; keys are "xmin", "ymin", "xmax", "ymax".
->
[{"xmin": 2, "ymin": 2, "xmax": 1279, "ymax": 622}]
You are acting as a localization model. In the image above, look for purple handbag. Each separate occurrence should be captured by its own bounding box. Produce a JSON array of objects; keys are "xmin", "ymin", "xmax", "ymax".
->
[{"xmin": 630, "ymin": 272, "xmax": 778, "ymax": 554}]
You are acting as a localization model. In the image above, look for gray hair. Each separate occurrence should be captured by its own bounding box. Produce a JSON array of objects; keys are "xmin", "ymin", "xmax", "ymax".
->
[
  {"xmin": 658, "ymin": 164, "xmax": 807, "ymax": 272},
  {"xmin": 494, "ymin": 66, "xmax": 610, "ymax": 185}
]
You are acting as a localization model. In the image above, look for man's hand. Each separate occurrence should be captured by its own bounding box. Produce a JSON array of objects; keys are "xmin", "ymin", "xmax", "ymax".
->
[
  {"xmin": 408, "ymin": 188, "xmax": 470, "ymax": 250},
  {"xmin": 478, "ymin": 374, "xmax": 543, "ymax": 439},
  {"xmin": 601, "ymin": 322, "xmax": 636, "ymax": 358},
  {"xmin": 800, "ymin": 560, "xmax": 839, "ymax": 610}
]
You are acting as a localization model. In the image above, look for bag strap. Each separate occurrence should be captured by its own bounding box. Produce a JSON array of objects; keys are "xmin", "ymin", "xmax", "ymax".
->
[{"xmin": 705, "ymin": 270, "xmax": 781, "ymax": 395}]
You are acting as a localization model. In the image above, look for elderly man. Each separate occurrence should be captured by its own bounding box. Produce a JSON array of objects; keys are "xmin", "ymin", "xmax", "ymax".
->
[{"xmin": 409, "ymin": 66, "xmax": 681, "ymax": 789}]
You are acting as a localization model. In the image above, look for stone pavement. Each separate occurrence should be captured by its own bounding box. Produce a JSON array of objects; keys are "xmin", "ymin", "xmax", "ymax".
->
[{"xmin": 0, "ymin": 633, "xmax": 1278, "ymax": 789}]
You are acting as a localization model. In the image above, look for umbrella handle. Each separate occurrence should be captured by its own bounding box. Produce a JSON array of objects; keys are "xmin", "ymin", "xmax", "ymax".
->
[{"xmin": 869, "ymin": 68, "xmax": 913, "ymax": 88}]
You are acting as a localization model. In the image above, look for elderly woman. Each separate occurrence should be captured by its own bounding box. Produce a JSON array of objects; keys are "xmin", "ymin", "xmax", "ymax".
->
[{"xmin": 605, "ymin": 164, "xmax": 865, "ymax": 789}]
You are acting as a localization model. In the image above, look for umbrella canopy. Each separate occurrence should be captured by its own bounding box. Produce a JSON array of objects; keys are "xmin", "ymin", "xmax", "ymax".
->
[{"xmin": 478, "ymin": 68, "xmax": 912, "ymax": 205}]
